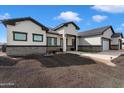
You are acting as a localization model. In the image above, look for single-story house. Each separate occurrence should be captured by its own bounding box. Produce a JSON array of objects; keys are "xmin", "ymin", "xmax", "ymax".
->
[
  {"xmin": 2, "ymin": 17, "xmax": 123, "ymax": 56},
  {"xmin": 2, "ymin": 17, "xmax": 79, "ymax": 56},
  {"xmin": 78, "ymin": 26, "xmax": 123, "ymax": 52}
]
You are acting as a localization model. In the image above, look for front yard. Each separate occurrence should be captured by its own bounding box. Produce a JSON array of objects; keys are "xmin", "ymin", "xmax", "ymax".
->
[{"xmin": 0, "ymin": 53, "xmax": 124, "ymax": 88}]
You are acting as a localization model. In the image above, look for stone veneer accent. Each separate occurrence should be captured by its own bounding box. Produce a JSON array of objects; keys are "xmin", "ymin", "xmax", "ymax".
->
[
  {"xmin": 46, "ymin": 46, "xmax": 61, "ymax": 52},
  {"xmin": 7, "ymin": 45, "xmax": 46, "ymax": 56},
  {"xmin": 78, "ymin": 45, "xmax": 102, "ymax": 52},
  {"xmin": 67, "ymin": 46, "xmax": 75, "ymax": 51},
  {"xmin": 110, "ymin": 45, "xmax": 119, "ymax": 50}
]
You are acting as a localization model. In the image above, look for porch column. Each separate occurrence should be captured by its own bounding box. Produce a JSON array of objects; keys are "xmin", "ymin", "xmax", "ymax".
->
[
  {"xmin": 63, "ymin": 34, "xmax": 67, "ymax": 52},
  {"xmin": 76, "ymin": 36, "xmax": 78, "ymax": 51}
]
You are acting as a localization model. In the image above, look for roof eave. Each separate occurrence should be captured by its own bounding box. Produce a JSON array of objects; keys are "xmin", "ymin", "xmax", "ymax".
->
[
  {"xmin": 78, "ymin": 34, "xmax": 102, "ymax": 38},
  {"xmin": 2, "ymin": 17, "xmax": 49, "ymax": 31},
  {"xmin": 53, "ymin": 22, "xmax": 80, "ymax": 31}
]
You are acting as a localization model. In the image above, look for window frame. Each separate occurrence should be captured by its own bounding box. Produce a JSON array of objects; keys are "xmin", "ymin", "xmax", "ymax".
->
[
  {"xmin": 60, "ymin": 38, "xmax": 63, "ymax": 47},
  {"xmin": 47, "ymin": 37, "xmax": 57, "ymax": 46},
  {"xmin": 13, "ymin": 31, "xmax": 27, "ymax": 41},
  {"xmin": 33, "ymin": 33, "xmax": 43, "ymax": 42}
]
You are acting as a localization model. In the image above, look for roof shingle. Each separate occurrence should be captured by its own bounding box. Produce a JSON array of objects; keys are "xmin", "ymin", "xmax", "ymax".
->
[
  {"xmin": 111, "ymin": 33, "xmax": 123, "ymax": 38},
  {"xmin": 78, "ymin": 25, "xmax": 113, "ymax": 37}
]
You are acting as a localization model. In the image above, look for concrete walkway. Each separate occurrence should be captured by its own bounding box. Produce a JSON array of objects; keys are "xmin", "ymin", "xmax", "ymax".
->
[
  {"xmin": 67, "ymin": 50, "xmax": 124, "ymax": 67},
  {"xmin": 0, "ymin": 52, "xmax": 6, "ymax": 56}
]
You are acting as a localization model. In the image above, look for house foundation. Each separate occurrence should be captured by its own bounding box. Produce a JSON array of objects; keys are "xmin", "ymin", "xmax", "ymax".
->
[
  {"xmin": 6, "ymin": 45, "xmax": 46, "ymax": 56},
  {"xmin": 78, "ymin": 45, "xmax": 102, "ymax": 52}
]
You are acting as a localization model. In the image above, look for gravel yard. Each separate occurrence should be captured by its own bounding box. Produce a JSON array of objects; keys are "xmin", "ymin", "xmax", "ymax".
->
[{"xmin": 0, "ymin": 53, "xmax": 123, "ymax": 88}]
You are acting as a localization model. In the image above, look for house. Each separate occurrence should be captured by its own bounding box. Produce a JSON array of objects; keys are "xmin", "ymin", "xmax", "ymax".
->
[
  {"xmin": 78, "ymin": 26, "xmax": 123, "ymax": 52},
  {"xmin": 2, "ymin": 17, "xmax": 123, "ymax": 56},
  {"xmin": 2, "ymin": 17, "xmax": 79, "ymax": 56}
]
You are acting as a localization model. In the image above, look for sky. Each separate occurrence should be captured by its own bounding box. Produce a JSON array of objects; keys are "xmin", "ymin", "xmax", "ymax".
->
[{"xmin": 0, "ymin": 5, "xmax": 124, "ymax": 43}]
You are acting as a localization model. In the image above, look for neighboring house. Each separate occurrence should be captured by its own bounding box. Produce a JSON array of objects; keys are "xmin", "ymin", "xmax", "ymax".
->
[
  {"xmin": 78, "ymin": 26, "xmax": 123, "ymax": 52},
  {"xmin": 2, "ymin": 17, "xmax": 123, "ymax": 56},
  {"xmin": 2, "ymin": 17, "xmax": 79, "ymax": 56}
]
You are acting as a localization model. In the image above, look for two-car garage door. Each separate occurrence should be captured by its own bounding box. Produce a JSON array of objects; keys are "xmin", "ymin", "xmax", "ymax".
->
[{"xmin": 102, "ymin": 39, "xmax": 110, "ymax": 51}]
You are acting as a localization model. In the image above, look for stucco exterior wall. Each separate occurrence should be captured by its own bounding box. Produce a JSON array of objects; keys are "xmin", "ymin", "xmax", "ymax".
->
[
  {"xmin": 56, "ymin": 24, "xmax": 77, "ymax": 36},
  {"xmin": 67, "ymin": 36, "xmax": 75, "ymax": 46},
  {"xmin": 7, "ymin": 20, "xmax": 47, "ymax": 45},
  {"xmin": 56, "ymin": 27, "xmax": 65, "ymax": 35},
  {"xmin": 78, "ymin": 35, "xmax": 101, "ymax": 45},
  {"xmin": 102, "ymin": 28, "xmax": 113, "ymax": 39},
  {"xmin": 65, "ymin": 24, "xmax": 77, "ymax": 35},
  {"xmin": 111, "ymin": 37, "xmax": 119, "ymax": 45}
]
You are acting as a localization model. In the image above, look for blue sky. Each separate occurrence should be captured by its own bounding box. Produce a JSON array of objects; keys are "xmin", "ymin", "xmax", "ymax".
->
[{"xmin": 0, "ymin": 5, "xmax": 124, "ymax": 43}]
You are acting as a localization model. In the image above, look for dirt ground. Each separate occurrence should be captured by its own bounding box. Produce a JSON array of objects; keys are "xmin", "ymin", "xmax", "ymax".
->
[{"xmin": 0, "ymin": 53, "xmax": 124, "ymax": 88}]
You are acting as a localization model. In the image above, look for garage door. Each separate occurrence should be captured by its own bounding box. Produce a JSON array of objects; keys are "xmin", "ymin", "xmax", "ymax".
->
[{"xmin": 102, "ymin": 39, "xmax": 109, "ymax": 51}]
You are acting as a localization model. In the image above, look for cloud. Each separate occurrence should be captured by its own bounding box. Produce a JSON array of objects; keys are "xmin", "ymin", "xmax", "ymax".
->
[
  {"xmin": 92, "ymin": 5, "xmax": 124, "ymax": 13},
  {"xmin": 0, "ymin": 13, "xmax": 11, "ymax": 20},
  {"xmin": 116, "ymin": 23, "xmax": 124, "ymax": 31},
  {"xmin": 92, "ymin": 15, "xmax": 108, "ymax": 22},
  {"xmin": 121, "ymin": 23, "xmax": 124, "ymax": 27},
  {"xmin": 54, "ymin": 11, "xmax": 81, "ymax": 22}
]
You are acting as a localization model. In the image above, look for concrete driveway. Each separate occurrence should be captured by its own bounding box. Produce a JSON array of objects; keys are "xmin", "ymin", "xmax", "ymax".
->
[
  {"xmin": 83, "ymin": 50, "xmax": 124, "ymax": 61},
  {"xmin": 67, "ymin": 50, "xmax": 124, "ymax": 67},
  {"xmin": 97, "ymin": 50, "xmax": 124, "ymax": 60}
]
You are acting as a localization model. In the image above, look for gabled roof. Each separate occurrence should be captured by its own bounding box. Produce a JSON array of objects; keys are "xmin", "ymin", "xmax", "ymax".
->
[
  {"xmin": 78, "ymin": 25, "xmax": 114, "ymax": 37},
  {"xmin": 111, "ymin": 32, "xmax": 123, "ymax": 38},
  {"xmin": 47, "ymin": 28, "xmax": 61, "ymax": 35},
  {"xmin": 53, "ymin": 21, "xmax": 80, "ymax": 31},
  {"xmin": 2, "ymin": 17, "xmax": 49, "ymax": 31}
]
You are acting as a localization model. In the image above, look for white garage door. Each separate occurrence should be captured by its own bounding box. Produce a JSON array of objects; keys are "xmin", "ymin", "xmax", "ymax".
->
[{"xmin": 103, "ymin": 39, "xmax": 109, "ymax": 51}]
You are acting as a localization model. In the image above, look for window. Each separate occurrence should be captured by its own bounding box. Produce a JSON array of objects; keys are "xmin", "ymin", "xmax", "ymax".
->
[
  {"xmin": 47, "ymin": 37, "xmax": 52, "ymax": 45},
  {"xmin": 54, "ymin": 38, "xmax": 57, "ymax": 45},
  {"xmin": 33, "ymin": 34, "xmax": 43, "ymax": 42},
  {"xmin": 13, "ymin": 32, "xmax": 27, "ymax": 41},
  {"xmin": 60, "ymin": 38, "xmax": 63, "ymax": 47},
  {"xmin": 47, "ymin": 37, "xmax": 57, "ymax": 46}
]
